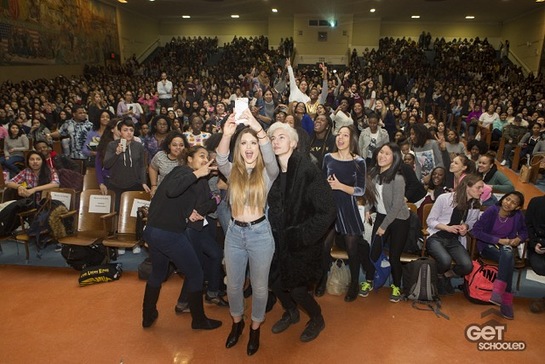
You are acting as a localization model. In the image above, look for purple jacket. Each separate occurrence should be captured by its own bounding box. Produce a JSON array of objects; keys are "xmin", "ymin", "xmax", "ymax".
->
[{"xmin": 471, "ymin": 205, "xmax": 528, "ymax": 253}]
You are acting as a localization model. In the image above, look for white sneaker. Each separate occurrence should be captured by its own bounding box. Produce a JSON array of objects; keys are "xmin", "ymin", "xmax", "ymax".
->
[
  {"xmin": 133, "ymin": 246, "xmax": 141, "ymax": 254},
  {"xmin": 500, "ymin": 159, "xmax": 507, "ymax": 166},
  {"xmin": 118, "ymin": 248, "xmax": 125, "ymax": 255}
]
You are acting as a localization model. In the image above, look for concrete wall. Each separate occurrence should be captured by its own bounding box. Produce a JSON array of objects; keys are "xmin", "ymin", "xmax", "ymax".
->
[
  {"xmin": 502, "ymin": 8, "xmax": 545, "ymax": 74},
  {"xmin": 351, "ymin": 18, "xmax": 382, "ymax": 51},
  {"xmin": 268, "ymin": 16, "xmax": 295, "ymax": 51},
  {"xmin": 1, "ymin": 8, "xmax": 544, "ymax": 83},
  {"xmin": 292, "ymin": 14, "xmax": 353, "ymax": 65},
  {"xmin": 117, "ymin": 7, "xmax": 160, "ymax": 62}
]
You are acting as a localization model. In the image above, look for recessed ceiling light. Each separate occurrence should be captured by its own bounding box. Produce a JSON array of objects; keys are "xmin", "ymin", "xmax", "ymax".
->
[
  {"xmin": 149, "ymin": 0, "xmax": 155, "ymax": 2},
  {"xmin": 182, "ymin": 15, "xmax": 190, "ymax": 19},
  {"xmin": 465, "ymin": 15, "xmax": 475, "ymax": 19},
  {"xmin": 411, "ymin": 15, "xmax": 420, "ymax": 19},
  {"xmin": 118, "ymin": 0, "xmax": 127, "ymax": 3},
  {"xmin": 272, "ymin": 9, "xmax": 278, "ymax": 13},
  {"xmin": 370, "ymin": 8, "xmax": 376, "ymax": 13},
  {"xmin": 231, "ymin": 15, "xmax": 240, "ymax": 18},
  {"xmin": 537, "ymin": 0, "xmax": 544, "ymax": 3}
]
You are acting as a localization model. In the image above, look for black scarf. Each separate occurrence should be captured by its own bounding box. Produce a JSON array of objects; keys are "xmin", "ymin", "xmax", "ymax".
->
[{"xmin": 482, "ymin": 164, "xmax": 498, "ymax": 184}]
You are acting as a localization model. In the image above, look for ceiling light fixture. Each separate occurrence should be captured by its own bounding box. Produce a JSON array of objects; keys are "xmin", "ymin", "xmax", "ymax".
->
[
  {"xmin": 411, "ymin": 15, "xmax": 420, "ymax": 19},
  {"xmin": 118, "ymin": 0, "xmax": 127, "ymax": 3},
  {"xmin": 370, "ymin": 9, "xmax": 376, "ymax": 13},
  {"xmin": 231, "ymin": 15, "xmax": 240, "ymax": 18},
  {"xmin": 537, "ymin": 0, "xmax": 545, "ymax": 3},
  {"xmin": 272, "ymin": 9, "xmax": 278, "ymax": 13},
  {"xmin": 465, "ymin": 15, "xmax": 475, "ymax": 19},
  {"xmin": 182, "ymin": 15, "xmax": 190, "ymax": 19}
]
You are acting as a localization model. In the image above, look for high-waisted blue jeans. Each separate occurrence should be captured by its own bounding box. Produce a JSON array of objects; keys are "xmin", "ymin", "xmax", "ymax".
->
[{"xmin": 224, "ymin": 218, "xmax": 274, "ymax": 323}]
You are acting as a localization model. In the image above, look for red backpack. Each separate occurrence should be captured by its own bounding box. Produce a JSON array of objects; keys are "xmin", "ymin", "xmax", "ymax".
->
[{"xmin": 463, "ymin": 260, "xmax": 498, "ymax": 304}]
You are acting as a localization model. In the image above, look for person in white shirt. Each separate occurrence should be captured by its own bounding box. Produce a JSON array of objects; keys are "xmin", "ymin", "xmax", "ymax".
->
[
  {"xmin": 157, "ymin": 72, "xmax": 173, "ymax": 109},
  {"xmin": 478, "ymin": 105, "xmax": 499, "ymax": 141},
  {"xmin": 286, "ymin": 58, "xmax": 310, "ymax": 103}
]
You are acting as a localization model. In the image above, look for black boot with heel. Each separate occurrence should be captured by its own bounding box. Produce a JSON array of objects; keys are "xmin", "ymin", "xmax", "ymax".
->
[
  {"xmin": 188, "ymin": 291, "xmax": 222, "ymax": 330},
  {"xmin": 142, "ymin": 284, "xmax": 161, "ymax": 328},
  {"xmin": 247, "ymin": 326, "xmax": 260, "ymax": 356},
  {"xmin": 225, "ymin": 319, "xmax": 245, "ymax": 348}
]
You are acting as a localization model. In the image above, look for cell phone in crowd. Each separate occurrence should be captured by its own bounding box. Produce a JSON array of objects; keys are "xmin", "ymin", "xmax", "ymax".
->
[
  {"xmin": 120, "ymin": 138, "xmax": 127, "ymax": 152},
  {"xmin": 234, "ymin": 98, "xmax": 249, "ymax": 124}
]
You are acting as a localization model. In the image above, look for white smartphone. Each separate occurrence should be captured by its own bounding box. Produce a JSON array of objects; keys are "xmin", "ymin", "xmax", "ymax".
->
[
  {"xmin": 120, "ymin": 138, "xmax": 127, "ymax": 152},
  {"xmin": 234, "ymin": 98, "xmax": 249, "ymax": 124}
]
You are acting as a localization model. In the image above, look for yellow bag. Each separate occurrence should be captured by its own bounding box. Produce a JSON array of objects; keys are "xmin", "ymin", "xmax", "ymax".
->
[{"xmin": 519, "ymin": 164, "xmax": 530, "ymax": 183}]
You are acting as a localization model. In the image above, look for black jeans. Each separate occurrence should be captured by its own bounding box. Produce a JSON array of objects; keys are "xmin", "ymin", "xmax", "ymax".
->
[
  {"xmin": 271, "ymin": 278, "xmax": 321, "ymax": 319},
  {"xmin": 367, "ymin": 214, "xmax": 410, "ymax": 287},
  {"xmin": 143, "ymin": 226, "xmax": 203, "ymax": 292},
  {"xmin": 186, "ymin": 224, "xmax": 223, "ymax": 294},
  {"xmin": 529, "ymin": 250, "xmax": 545, "ymax": 276}
]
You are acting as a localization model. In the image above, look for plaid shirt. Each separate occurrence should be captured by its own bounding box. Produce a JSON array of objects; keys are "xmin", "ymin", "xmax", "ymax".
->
[{"xmin": 10, "ymin": 167, "xmax": 60, "ymax": 202}]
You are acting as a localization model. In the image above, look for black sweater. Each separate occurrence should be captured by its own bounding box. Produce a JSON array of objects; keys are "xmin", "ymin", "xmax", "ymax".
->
[
  {"xmin": 526, "ymin": 195, "xmax": 545, "ymax": 250},
  {"xmin": 146, "ymin": 165, "xmax": 214, "ymax": 233}
]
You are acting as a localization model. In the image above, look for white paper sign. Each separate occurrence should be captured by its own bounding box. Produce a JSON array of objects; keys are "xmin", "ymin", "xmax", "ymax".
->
[
  {"xmin": 88, "ymin": 195, "xmax": 111, "ymax": 214},
  {"xmin": 50, "ymin": 192, "xmax": 71, "ymax": 209},
  {"xmin": 130, "ymin": 198, "xmax": 151, "ymax": 217}
]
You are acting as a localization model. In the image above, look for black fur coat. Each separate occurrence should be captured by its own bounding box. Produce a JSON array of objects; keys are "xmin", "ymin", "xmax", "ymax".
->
[{"xmin": 267, "ymin": 151, "xmax": 336, "ymax": 289}]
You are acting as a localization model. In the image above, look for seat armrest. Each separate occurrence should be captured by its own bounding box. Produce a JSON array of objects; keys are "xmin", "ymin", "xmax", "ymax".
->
[
  {"xmin": 100, "ymin": 212, "xmax": 117, "ymax": 235},
  {"xmin": 59, "ymin": 210, "xmax": 77, "ymax": 219},
  {"xmin": 17, "ymin": 208, "xmax": 38, "ymax": 218},
  {"xmin": 100, "ymin": 212, "xmax": 118, "ymax": 220}
]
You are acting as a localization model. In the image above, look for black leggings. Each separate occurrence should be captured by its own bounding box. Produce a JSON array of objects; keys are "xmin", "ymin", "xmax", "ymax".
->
[
  {"xmin": 271, "ymin": 278, "xmax": 321, "ymax": 319},
  {"xmin": 321, "ymin": 228, "xmax": 370, "ymax": 287},
  {"xmin": 367, "ymin": 213, "xmax": 410, "ymax": 287}
]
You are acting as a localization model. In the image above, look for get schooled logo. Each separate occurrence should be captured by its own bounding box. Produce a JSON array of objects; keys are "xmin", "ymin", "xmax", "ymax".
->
[{"xmin": 464, "ymin": 309, "xmax": 526, "ymax": 351}]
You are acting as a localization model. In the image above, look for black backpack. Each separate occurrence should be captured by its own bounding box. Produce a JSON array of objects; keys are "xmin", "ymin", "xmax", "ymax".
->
[
  {"xmin": 61, "ymin": 243, "xmax": 114, "ymax": 271},
  {"xmin": 402, "ymin": 257, "xmax": 449, "ymax": 319},
  {"xmin": 403, "ymin": 212, "xmax": 424, "ymax": 255}
]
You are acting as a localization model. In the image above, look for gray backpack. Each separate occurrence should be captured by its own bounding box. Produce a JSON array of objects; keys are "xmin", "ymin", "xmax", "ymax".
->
[{"xmin": 402, "ymin": 257, "xmax": 449, "ymax": 319}]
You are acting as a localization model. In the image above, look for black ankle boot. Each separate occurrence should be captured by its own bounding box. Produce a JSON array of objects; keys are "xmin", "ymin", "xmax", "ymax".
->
[
  {"xmin": 247, "ymin": 326, "xmax": 260, "ymax": 356},
  {"xmin": 142, "ymin": 284, "xmax": 161, "ymax": 328},
  {"xmin": 188, "ymin": 291, "xmax": 222, "ymax": 330},
  {"xmin": 314, "ymin": 271, "xmax": 328, "ymax": 297},
  {"xmin": 344, "ymin": 281, "xmax": 359, "ymax": 302},
  {"xmin": 300, "ymin": 314, "xmax": 325, "ymax": 342},
  {"xmin": 271, "ymin": 307, "xmax": 300, "ymax": 334},
  {"xmin": 225, "ymin": 319, "xmax": 245, "ymax": 348}
]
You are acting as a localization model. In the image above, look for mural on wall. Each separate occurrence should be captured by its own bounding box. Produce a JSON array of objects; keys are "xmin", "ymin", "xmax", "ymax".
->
[{"xmin": 0, "ymin": 0, "xmax": 119, "ymax": 65}]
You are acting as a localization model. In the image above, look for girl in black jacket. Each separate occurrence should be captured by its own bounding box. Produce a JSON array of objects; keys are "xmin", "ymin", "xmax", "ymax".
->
[{"xmin": 141, "ymin": 148, "xmax": 221, "ymax": 331}]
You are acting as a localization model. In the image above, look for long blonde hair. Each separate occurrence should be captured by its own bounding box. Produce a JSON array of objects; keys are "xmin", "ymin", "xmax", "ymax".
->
[{"xmin": 229, "ymin": 128, "xmax": 267, "ymax": 216}]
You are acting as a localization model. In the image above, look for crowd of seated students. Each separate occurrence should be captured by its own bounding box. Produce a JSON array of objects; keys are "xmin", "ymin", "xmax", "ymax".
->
[{"xmin": 2, "ymin": 34, "xmax": 545, "ymax": 335}]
